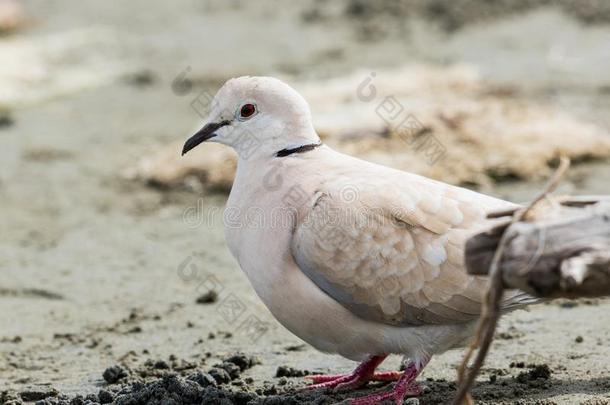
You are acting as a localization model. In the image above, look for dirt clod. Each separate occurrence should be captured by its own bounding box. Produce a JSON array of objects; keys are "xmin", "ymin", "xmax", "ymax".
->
[
  {"xmin": 217, "ymin": 361, "xmax": 241, "ymax": 380},
  {"xmin": 516, "ymin": 364, "xmax": 552, "ymax": 387},
  {"xmin": 97, "ymin": 390, "xmax": 114, "ymax": 404},
  {"xmin": 187, "ymin": 371, "xmax": 217, "ymax": 387},
  {"xmin": 103, "ymin": 365, "xmax": 129, "ymax": 384},
  {"xmin": 196, "ymin": 291, "xmax": 219, "ymax": 304},
  {"xmin": 124, "ymin": 70, "xmax": 157, "ymax": 88},
  {"xmin": 19, "ymin": 387, "xmax": 58, "ymax": 402},
  {"xmin": 113, "ymin": 374, "xmax": 206, "ymax": 405},
  {"xmin": 224, "ymin": 353, "xmax": 261, "ymax": 371},
  {"xmin": 208, "ymin": 367, "xmax": 232, "ymax": 385},
  {"xmin": 0, "ymin": 113, "xmax": 14, "ymax": 129},
  {"xmin": 275, "ymin": 365, "xmax": 310, "ymax": 378},
  {"xmin": 153, "ymin": 360, "xmax": 170, "ymax": 369}
]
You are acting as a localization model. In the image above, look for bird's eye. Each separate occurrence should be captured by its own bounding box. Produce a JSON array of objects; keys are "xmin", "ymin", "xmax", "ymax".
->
[{"xmin": 239, "ymin": 103, "xmax": 257, "ymax": 120}]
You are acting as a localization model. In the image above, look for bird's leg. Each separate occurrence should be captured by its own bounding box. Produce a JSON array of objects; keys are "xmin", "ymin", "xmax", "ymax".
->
[
  {"xmin": 305, "ymin": 355, "xmax": 394, "ymax": 390},
  {"xmin": 350, "ymin": 357, "xmax": 430, "ymax": 405}
]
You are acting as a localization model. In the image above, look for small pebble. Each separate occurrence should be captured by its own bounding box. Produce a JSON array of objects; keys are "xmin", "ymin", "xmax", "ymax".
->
[
  {"xmin": 196, "ymin": 290, "xmax": 218, "ymax": 304},
  {"xmin": 0, "ymin": 114, "xmax": 14, "ymax": 129},
  {"xmin": 154, "ymin": 360, "xmax": 170, "ymax": 369}
]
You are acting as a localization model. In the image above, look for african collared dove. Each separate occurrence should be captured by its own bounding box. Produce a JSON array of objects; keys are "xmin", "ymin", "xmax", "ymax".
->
[{"xmin": 182, "ymin": 76, "xmax": 535, "ymax": 404}]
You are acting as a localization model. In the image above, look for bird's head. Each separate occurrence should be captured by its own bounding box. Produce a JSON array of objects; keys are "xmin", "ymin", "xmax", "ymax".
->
[{"xmin": 182, "ymin": 76, "xmax": 320, "ymax": 160}]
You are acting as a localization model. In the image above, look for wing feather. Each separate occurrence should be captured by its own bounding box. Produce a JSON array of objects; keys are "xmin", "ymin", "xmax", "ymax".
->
[{"xmin": 291, "ymin": 175, "xmax": 526, "ymax": 326}]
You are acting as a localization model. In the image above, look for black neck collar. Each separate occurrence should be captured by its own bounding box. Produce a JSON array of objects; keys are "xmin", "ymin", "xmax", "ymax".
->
[{"xmin": 276, "ymin": 142, "xmax": 322, "ymax": 158}]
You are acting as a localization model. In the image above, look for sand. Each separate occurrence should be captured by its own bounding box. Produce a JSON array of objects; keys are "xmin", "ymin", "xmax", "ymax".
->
[{"xmin": 1, "ymin": 1, "xmax": 610, "ymax": 404}]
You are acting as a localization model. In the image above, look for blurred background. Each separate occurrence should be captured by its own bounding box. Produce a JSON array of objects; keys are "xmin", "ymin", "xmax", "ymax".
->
[{"xmin": 1, "ymin": 1, "xmax": 610, "ymax": 404}]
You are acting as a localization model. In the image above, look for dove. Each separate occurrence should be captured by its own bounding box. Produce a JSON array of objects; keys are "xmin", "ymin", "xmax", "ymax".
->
[{"xmin": 181, "ymin": 76, "xmax": 536, "ymax": 404}]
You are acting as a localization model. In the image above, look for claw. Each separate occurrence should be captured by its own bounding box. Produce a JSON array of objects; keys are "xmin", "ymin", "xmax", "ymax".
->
[
  {"xmin": 305, "ymin": 356, "xmax": 431, "ymax": 405},
  {"xmin": 350, "ymin": 383, "xmax": 423, "ymax": 405},
  {"xmin": 306, "ymin": 370, "xmax": 402, "ymax": 386},
  {"xmin": 304, "ymin": 355, "xmax": 388, "ymax": 390},
  {"xmin": 349, "ymin": 359, "xmax": 429, "ymax": 405}
]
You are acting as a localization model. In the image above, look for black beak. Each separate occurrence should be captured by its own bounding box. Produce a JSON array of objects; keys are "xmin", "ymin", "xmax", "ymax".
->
[{"xmin": 182, "ymin": 120, "xmax": 230, "ymax": 156}]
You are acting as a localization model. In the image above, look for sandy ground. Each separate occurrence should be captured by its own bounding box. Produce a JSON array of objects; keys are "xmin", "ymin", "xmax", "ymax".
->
[{"xmin": 1, "ymin": 1, "xmax": 610, "ymax": 404}]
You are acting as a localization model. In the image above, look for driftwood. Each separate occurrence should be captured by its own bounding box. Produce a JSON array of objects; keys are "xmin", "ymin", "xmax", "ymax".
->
[
  {"xmin": 465, "ymin": 196, "xmax": 610, "ymax": 298},
  {"xmin": 453, "ymin": 159, "xmax": 610, "ymax": 405}
]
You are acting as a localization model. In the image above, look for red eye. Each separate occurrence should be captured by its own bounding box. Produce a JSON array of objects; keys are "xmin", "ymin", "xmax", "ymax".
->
[{"xmin": 240, "ymin": 103, "xmax": 256, "ymax": 119}]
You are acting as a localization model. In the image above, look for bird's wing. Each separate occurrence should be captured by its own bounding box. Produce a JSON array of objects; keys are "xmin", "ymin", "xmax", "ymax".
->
[{"xmin": 291, "ymin": 172, "xmax": 529, "ymax": 326}]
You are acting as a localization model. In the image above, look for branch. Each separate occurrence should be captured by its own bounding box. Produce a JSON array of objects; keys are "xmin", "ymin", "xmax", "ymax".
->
[{"xmin": 452, "ymin": 157, "xmax": 571, "ymax": 405}]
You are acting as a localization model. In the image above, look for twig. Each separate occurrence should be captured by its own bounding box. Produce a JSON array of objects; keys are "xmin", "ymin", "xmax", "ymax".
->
[{"xmin": 452, "ymin": 157, "xmax": 570, "ymax": 405}]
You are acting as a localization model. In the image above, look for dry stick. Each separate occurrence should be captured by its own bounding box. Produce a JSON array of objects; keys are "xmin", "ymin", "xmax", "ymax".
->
[{"xmin": 452, "ymin": 157, "xmax": 571, "ymax": 405}]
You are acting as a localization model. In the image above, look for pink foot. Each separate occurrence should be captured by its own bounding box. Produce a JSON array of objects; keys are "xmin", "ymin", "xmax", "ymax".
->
[
  {"xmin": 369, "ymin": 370, "xmax": 403, "ymax": 382},
  {"xmin": 305, "ymin": 355, "xmax": 389, "ymax": 390},
  {"xmin": 307, "ymin": 370, "xmax": 402, "ymax": 384},
  {"xmin": 350, "ymin": 383, "xmax": 422, "ymax": 405},
  {"xmin": 350, "ymin": 359, "xmax": 429, "ymax": 405}
]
